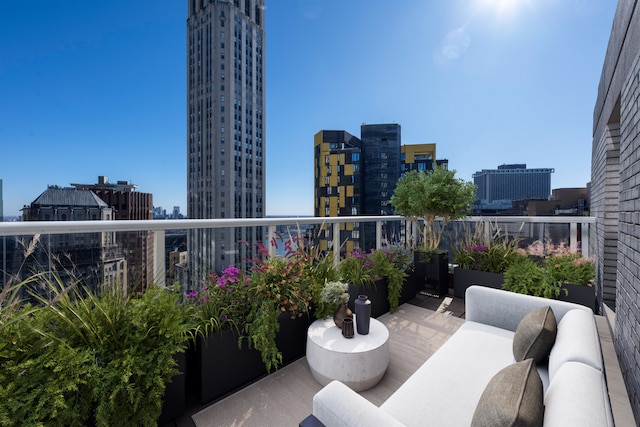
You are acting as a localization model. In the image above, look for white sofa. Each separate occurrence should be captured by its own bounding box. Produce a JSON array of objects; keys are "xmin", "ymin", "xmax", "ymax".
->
[{"xmin": 311, "ymin": 285, "xmax": 613, "ymax": 427}]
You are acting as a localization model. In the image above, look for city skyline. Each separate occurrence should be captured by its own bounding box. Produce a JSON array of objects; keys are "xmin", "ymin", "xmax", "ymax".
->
[{"xmin": 0, "ymin": 0, "xmax": 616, "ymax": 217}]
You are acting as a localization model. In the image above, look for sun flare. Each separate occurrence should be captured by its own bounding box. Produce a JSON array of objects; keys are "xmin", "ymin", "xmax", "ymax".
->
[{"xmin": 478, "ymin": 0, "xmax": 529, "ymax": 20}]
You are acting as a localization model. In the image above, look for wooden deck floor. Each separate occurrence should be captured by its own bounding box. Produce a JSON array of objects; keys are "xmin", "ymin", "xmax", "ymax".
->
[{"xmin": 165, "ymin": 292, "xmax": 636, "ymax": 427}]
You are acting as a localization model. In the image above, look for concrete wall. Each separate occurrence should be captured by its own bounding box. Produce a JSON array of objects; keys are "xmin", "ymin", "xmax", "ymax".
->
[{"xmin": 592, "ymin": 0, "xmax": 640, "ymax": 419}]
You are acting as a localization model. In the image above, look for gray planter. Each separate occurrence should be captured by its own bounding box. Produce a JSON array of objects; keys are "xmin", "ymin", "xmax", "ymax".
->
[{"xmin": 453, "ymin": 268, "xmax": 505, "ymax": 299}]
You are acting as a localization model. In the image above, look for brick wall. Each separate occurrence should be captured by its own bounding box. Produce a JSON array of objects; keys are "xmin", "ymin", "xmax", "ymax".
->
[
  {"xmin": 592, "ymin": 0, "xmax": 640, "ymax": 420},
  {"xmin": 616, "ymin": 51, "xmax": 640, "ymax": 420}
]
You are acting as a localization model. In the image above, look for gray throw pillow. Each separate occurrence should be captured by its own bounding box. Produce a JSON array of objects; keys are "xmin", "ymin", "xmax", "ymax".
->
[
  {"xmin": 513, "ymin": 306, "xmax": 557, "ymax": 363},
  {"xmin": 471, "ymin": 359, "xmax": 544, "ymax": 427}
]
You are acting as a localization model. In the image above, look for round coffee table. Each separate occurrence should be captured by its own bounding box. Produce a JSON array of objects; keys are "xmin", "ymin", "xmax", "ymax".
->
[{"xmin": 306, "ymin": 315, "xmax": 389, "ymax": 391}]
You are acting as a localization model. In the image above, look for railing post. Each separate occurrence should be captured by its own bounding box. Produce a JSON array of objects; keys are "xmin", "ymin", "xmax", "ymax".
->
[
  {"xmin": 570, "ymin": 222, "xmax": 578, "ymax": 254},
  {"xmin": 376, "ymin": 220, "xmax": 382, "ymax": 250},
  {"xmin": 581, "ymin": 221, "xmax": 590, "ymax": 257},
  {"xmin": 154, "ymin": 230, "xmax": 166, "ymax": 287},
  {"xmin": 267, "ymin": 225, "xmax": 276, "ymax": 258},
  {"xmin": 333, "ymin": 222, "xmax": 340, "ymax": 268}
]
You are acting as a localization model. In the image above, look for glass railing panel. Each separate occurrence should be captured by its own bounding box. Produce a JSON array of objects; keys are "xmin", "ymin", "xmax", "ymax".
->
[{"xmin": 0, "ymin": 216, "xmax": 594, "ymax": 293}]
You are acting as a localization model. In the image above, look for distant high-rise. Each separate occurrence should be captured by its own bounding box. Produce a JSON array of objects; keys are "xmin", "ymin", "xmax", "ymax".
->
[
  {"xmin": 0, "ymin": 178, "xmax": 3, "ymax": 221},
  {"xmin": 314, "ymin": 124, "xmax": 441, "ymax": 253},
  {"xmin": 21, "ymin": 186, "xmax": 127, "ymax": 294},
  {"xmin": 473, "ymin": 164, "xmax": 554, "ymax": 204},
  {"xmin": 186, "ymin": 0, "xmax": 266, "ymax": 289},
  {"xmin": 71, "ymin": 176, "xmax": 154, "ymax": 292}
]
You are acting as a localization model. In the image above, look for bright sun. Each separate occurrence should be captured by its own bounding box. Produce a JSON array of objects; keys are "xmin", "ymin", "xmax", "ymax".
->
[{"xmin": 479, "ymin": 0, "xmax": 528, "ymax": 19}]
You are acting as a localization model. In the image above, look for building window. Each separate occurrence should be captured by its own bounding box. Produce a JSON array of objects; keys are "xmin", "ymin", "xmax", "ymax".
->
[
  {"xmin": 352, "ymin": 153, "xmax": 360, "ymax": 162},
  {"xmin": 351, "ymin": 207, "xmax": 358, "ymax": 215}
]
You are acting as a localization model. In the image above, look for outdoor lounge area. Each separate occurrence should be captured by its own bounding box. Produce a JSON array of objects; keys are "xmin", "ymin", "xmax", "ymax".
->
[{"xmin": 161, "ymin": 287, "xmax": 635, "ymax": 427}]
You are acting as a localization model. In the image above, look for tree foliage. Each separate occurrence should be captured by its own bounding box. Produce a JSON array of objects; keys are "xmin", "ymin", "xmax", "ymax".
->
[{"xmin": 390, "ymin": 167, "xmax": 477, "ymax": 251}]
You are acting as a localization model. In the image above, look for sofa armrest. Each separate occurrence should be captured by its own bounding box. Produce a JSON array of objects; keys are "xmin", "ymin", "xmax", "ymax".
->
[
  {"xmin": 312, "ymin": 381, "xmax": 405, "ymax": 427},
  {"xmin": 465, "ymin": 286, "xmax": 591, "ymax": 332}
]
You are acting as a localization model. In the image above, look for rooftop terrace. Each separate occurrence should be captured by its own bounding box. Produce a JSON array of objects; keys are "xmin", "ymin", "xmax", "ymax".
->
[{"xmin": 166, "ymin": 292, "xmax": 635, "ymax": 427}]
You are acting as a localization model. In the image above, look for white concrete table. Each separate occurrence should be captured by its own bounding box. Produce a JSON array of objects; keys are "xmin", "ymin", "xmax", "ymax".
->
[{"xmin": 306, "ymin": 315, "xmax": 389, "ymax": 391}]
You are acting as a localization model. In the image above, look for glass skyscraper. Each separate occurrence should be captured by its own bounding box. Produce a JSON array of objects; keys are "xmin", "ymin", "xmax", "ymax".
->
[{"xmin": 186, "ymin": 0, "xmax": 265, "ymax": 289}]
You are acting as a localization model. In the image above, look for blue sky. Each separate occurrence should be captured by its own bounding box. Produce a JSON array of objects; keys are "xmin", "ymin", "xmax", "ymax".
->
[{"xmin": 0, "ymin": 0, "xmax": 616, "ymax": 217}]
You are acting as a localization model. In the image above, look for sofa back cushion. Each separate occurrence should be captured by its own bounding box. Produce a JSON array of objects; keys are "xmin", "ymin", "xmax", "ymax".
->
[
  {"xmin": 471, "ymin": 358, "xmax": 543, "ymax": 427},
  {"xmin": 513, "ymin": 306, "xmax": 557, "ymax": 363},
  {"xmin": 548, "ymin": 309, "xmax": 602, "ymax": 380}
]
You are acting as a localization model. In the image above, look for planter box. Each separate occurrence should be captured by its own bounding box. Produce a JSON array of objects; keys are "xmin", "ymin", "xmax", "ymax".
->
[
  {"xmin": 158, "ymin": 351, "xmax": 187, "ymax": 425},
  {"xmin": 275, "ymin": 310, "xmax": 314, "ymax": 365},
  {"xmin": 191, "ymin": 328, "xmax": 266, "ymax": 405},
  {"xmin": 399, "ymin": 269, "xmax": 421, "ymax": 305},
  {"xmin": 558, "ymin": 283, "xmax": 596, "ymax": 312},
  {"xmin": 414, "ymin": 251, "xmax": 449, "ymax": 298},
  {"xmin": 453, "ymin": 268, "xmax": 505, "ymax": 299},
  {"xmin": 348, "ymin": 277, "xmax": 390, "ymax": 318}
]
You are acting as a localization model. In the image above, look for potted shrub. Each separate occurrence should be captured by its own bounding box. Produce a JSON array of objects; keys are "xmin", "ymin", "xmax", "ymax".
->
[
  {"xmin": 390, "ymin": 167, "xmax": 477, "ymax": 297},
  {"xmin": 502, "ymin": 249, "xmax": 596, "ymax": 311},
  {"xmin": 0, "ymin": 273, "xmax": 194, "ymax": 427},
  {"xmin": 370, "ymin": 247, "xmax": 410, "ymax": 312},
  {"xmin": 452, "ymin": 234, "xmax": 523, "ymax": 298},
  {"xmin": 319, "ymin": 279, "xmax": 351, "ymax": 327},
  {"xmin": 338, "ymin": 247, "xmax": 411, "ymax": 316},
  {"xmin": 186, "ymin": 264, "xmax": 265, "ymax": 404},
  {"xmin": 244, "ymin": 238, "xmax": 315, "ymax": 373}
]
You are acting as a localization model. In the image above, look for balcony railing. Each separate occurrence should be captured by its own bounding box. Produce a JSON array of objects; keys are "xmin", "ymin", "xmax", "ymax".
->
[{"xmin": 0, "ymin": 215, "xmax": 595, "ymax": 289}]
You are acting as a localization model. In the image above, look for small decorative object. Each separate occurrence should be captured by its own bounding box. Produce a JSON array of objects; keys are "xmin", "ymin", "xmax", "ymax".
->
[
  {"xmin": 342, "ymin": 318, "xmax": 354, "ymax": 338},
  {"xmin": 333, "ymin": 302, "xmax": 353, "ymax": 329},
  {"xmin": 321, "ymin": 280, "xmax": 352, "ymax": 328},
  {"xmin": 355, "ymin": 294, "xmax": 371, "ymax": 335}
]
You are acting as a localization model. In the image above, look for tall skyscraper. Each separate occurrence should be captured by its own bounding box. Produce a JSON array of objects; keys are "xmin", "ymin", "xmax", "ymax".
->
[{"xmin": 186, "ymin": 0, "xmax": 266, "ymax": 290}]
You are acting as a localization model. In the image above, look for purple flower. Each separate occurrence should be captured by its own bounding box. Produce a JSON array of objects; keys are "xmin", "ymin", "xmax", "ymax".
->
[{"xmin": 186, "ymin": 291, "xmax": 199, "ymax": 298}]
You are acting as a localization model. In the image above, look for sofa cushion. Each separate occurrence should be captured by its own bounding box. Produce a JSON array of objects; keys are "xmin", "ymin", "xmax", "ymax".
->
[
  {"xmin": 513, "ymin": 306, "xmax": 557, "ymax": 363},
  {"xmin": 548, "ymin": 309, "xmax": 602, "ymax": 380},
  {"xmin": 471, "ymin": 358, "xmax": 544, "ymax": 427},
  {"xmin": 381, "ymin": 322, "xmax": 516, "ymax": 427},
  {"xmin": 543, "ymin": 362, "xmax": 613, "ymax": 427}
]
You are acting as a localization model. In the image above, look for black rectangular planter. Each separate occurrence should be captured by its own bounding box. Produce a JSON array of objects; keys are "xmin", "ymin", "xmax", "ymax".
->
[
  {"xmin": 399, "ymin": 270, "xmax": 421, "ymax": 305},
  {"xmin": 347, "ymin": 278, "xmax": 390, "ymax": 318},
  {"xmin": 559, "ymin": 283, "xmax": 596, "ymax": 312},
  {"xmin": 414, "ymin": 251, "xmax": 449, "ymax": 298},
  {"xmin": 453, "ymin": 268, "xmax": 505, "ymax": 299},
  {"xmin": 158, "ymin": 351, "xmax": 187, "ymax": 425},
  {"xmin": 275, "ymin": 310, "xmax": 314, "ymax": 365},
  {"xmin": 192, "ymin": 328, "xmax": 266, "ymax": 405}
]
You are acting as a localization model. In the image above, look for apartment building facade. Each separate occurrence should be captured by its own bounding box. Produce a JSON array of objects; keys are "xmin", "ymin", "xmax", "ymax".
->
[
  {"xmin": 20, "ymin": 186, "xmax": 127, "ymax": 294},
  {"xmin": 314, "ymin": 124, "xmax": 441, "ymax": 253},
  {"xmin": 71, "ymin": 176, "xmax": 154, "ymax": 292}
]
